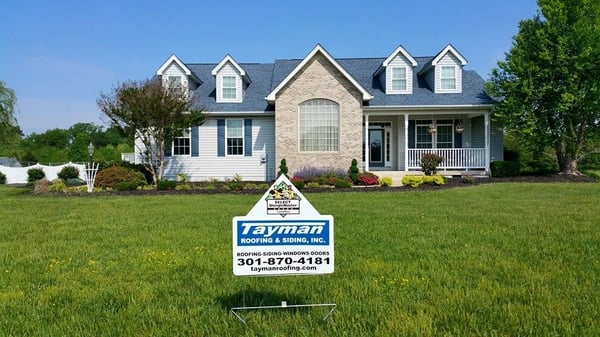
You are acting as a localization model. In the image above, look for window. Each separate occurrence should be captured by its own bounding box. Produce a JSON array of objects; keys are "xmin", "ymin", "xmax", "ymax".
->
[
  {"xmin": 299, "ymin": 99, "xmax": 339, "ymax": 152},
  {"xmin": 167, "ymin": 76, "xmax": 183, "ymax": 95},
  {"xmin": 436, "ymin": 120, "xmax": 454, "ymax": 148},
  {"xmin": 415, "ymin": 120, "xmax": 433, "ymax": 149},
  {"xmin": 441, "ymin": 66, "xmax": 456, "ymax": 90},
  {"xmin": 226, "ymin": 119, "xmax": 243, "ymax": 155},
  {"xmin": 222, "ymin": 75, "xmax": 237, "ymax": 100},
  {"xmin": 173, "ymin": 128, "xmax": 190, "ymax": 155},
  {"xmin": 391, "ymin": 67, "xmax": 407, "ymax": 91}
]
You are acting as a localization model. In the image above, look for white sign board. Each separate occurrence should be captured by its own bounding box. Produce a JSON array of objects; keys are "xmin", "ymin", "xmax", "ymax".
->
[{"xmin": 232, "ymin": 175, "xmax": 334, "ymax": 276}]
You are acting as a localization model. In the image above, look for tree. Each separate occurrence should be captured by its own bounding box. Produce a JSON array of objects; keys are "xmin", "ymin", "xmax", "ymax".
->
[
  {"xmin": 487, "ymin": 0, "xmax": 600, "ymax": 175},
  {"xmin": 0, "ymin": 81, "xmax": 21, "ymax": 156},
  {"xmin": 97, "ymin": 78, "xmax": 204, "ymax": 184}
]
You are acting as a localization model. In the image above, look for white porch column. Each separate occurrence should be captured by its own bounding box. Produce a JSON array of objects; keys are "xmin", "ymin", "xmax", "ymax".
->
[
  {"xmin": 484, "ymin": 111, "xmax": 490, "ymax": 174},
  {"xmin": 364, "ymin": 113, "xmax": 369, "ymax": 172},
  {"xmin": 404, "ymin": 113, "xmax": 409, "ymax": 172}
]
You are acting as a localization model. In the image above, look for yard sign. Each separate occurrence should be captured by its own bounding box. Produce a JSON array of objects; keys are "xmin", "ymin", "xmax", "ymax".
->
[{"xmin": 232, "ymin": 175, "xmax": 334, "ymax": 276}]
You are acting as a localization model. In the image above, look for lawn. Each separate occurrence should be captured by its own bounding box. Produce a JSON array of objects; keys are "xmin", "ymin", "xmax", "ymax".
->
[{"xmin": 1, "ymin": 183, "xmax": 599, "ymax": 336}]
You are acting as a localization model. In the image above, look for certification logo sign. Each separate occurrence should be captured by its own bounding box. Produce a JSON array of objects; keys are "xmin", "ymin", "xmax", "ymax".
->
[{"xmin": 232, "ymin": 175, "xmax": 334, "ymax": 276}]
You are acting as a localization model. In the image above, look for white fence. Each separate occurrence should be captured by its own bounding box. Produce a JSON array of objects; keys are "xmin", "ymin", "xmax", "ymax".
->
[{"xmin": 0, "ymin": 162, "xmax": 86, "ymax": 184}]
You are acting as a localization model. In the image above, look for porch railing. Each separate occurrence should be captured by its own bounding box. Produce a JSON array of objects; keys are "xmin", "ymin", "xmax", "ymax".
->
[{"xmin": 408, "ymin": 148, "xmax": 486, "ymax": 170}]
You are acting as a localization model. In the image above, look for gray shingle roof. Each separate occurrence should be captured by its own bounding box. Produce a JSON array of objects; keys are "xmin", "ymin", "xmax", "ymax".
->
[{"xmin": 184, "ymin": 54, "xmax": 493, "ymax": 113}]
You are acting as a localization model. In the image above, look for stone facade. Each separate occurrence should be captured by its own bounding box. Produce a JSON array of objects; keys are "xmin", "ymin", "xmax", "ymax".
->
[{"xmin": 274, "ymin": 52, "xmax": 364, "ymax": 175}]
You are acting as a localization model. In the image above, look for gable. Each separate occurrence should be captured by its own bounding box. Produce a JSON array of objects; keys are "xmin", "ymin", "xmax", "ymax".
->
[
  {"xmin": 384, "ymin": 54, "xmax": 415, "ymax": 95},
  {"xmin": 212, "ymin": 55, "xmax": 249, "ymax": 103},
  {"xmin": 266, "ymin": 44, "xmax": 372, "ymax": 103}
]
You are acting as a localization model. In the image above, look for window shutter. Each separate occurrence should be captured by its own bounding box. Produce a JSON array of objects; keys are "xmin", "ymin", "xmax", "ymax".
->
[
  {"xmin": 191, "ymin": 126, "xmax": 199, "ymax": 156},
  {"xmin": 408, "ymin": 120, "xmax": 415, "ymax": 148},
  {"xmin": 217, "ymin": 119, "xmax": 225, "ymax": 157},
  {"xmin": 244, "ymin": 119, "xmax": 252, "ymax": 156},
  {"xmin": 454, "ymin": 120, "xmax": 462, "ymax": 148},
  {"xmin": 164, "ymin": 139, "xmax": 172, "ymax": 157}
]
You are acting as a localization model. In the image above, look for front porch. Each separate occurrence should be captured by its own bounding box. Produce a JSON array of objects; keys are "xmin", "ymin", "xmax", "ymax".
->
[{"xmin": 362, "ymin": 108, "xmax": 501, "ymax": 175}]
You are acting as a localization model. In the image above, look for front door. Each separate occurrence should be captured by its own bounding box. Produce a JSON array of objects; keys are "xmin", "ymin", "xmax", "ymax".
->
[{"xmin": 369, "ymin": 129, "xmax": 384, "ymax": 167}]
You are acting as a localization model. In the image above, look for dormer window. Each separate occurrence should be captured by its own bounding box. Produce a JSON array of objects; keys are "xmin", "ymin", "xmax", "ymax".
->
[
  {"xmin": 376, "ymin": 45, "xmax": 417, "ymax": 95},
  {"xmin": 441, "ymin": 66, "xmax": 457, "ymax": 90},
  {"xmin": 391, "ymin": 67, "xmax": 407, "ymax": 91},
  {"xmin": 167, "ymin": 76, "xmax": 183, "ymax": 95},
  {"xmin": 212, "ymin": 55, "xmax": 248, "ymax": 103},
  {"xmin": 222, "ymin": 75, "xmax": 238, "ymax": 100}
]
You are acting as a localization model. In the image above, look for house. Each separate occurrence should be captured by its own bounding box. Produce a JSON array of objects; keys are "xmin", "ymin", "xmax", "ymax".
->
[{"xmin": 136, "ymin": 43, "xmax": 501, "ymax": 182}]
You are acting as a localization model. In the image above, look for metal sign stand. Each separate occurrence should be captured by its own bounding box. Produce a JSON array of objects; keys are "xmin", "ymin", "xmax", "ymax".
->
[{"xmin": 231, "ymin": 302, "xmax": 337, "ymax": 325}]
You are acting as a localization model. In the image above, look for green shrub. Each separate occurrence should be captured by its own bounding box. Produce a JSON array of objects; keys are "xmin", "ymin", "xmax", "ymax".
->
[
  {"xmin": 291, "ymin": 176, "xmax": 305, "ymax": 189},
  {"xmin": 175, "ymin": 183, "xmax": 192, "ymax": 190},
  {"xmin": 27, "ymin": 167, "xmax": 45, "ymax": 183},
  {"xmin": 277, "ymin": 159, "xmax": 289, "ymax": 177},
  {"xmin": 226, "ymin": 174, "xmax": 244, "ymax": 191},
  {"xmin": 421, "ymin": 153, "xmax": 444, "ymax": 176},
  {"xmin": 491, "ymin": 161, "xmax": 520, "ymax": 177},
  {"xmin": 348, "ymin": 159, "xmax": 360, "ymax": 183},
  {"xmin": 380, "ymin": 176, "xmax": 393, "ymax": 187},
  {"xmin": 0, "ymin": 171, "xmax": 6, "ymax": 184},
  {"xmin": 57, "ymin": 165, "xmax": 80, "ymax": 180},
  {"xmin": 94, "ymin": 165, "xmax": 146, "ymax": 189},
  {"xmin": 115, "ymin": 180, "xmax": 140, "ymax": 191},
  {"xmin": 243, "ymin": 183, "xmax": 260, "ymax": 190},
  {"xmin": 580, "ymin": 153, "xmax": 600, "ymax": 170},
  {"xmin": 65, "ymin": 178, "xmax": 85, "ymax": 186},
  {"xmin": 334, "ymin": 179, "xmax": 352, "ymax": 188},
  {"xmin": 402, "ymin": 175, "xmax": 445, "ymax": 187},
  {"xmin": 49, "ymin": 179, "xmax": 66, "ymax": 192},
  {"xmin": 157, "ymin": 180, "xmax": 177, "ymax": 190},
  {"xmin": 305, "ymin": 182, "xmax": 320, "ymax": 188}
]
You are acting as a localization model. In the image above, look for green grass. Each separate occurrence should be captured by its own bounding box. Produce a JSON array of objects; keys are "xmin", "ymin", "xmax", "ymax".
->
[{"xmin": 1, "ymin": 183, "xmax": 600, "ymax": 336}]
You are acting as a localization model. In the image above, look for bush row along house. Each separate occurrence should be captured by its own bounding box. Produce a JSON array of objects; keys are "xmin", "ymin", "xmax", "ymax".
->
[{"xmin": 132, "ymin": 43, "xmax": 501, "ymax": 182}]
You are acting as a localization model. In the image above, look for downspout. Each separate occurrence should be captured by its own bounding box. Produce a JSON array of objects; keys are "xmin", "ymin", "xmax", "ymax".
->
[{"xmin": 364, "ymin": 113, "xmax": 369, "ymax": 172}]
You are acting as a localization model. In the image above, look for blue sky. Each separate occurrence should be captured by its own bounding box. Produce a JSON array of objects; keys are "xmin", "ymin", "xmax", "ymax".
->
[{"xmin": 1, "ymin": 0, "xmax": 539, "ymax": 135}]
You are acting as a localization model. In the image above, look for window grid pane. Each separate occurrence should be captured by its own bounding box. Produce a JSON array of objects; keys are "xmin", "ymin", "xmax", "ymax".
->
[
  {"xmin": 173, "ymin": 128, "xmax": 190, "ymax": 155},
  {"xmin": 441, "ymin": 66, "xmax": 456, "ymax": 89},
  {"xmin": 226, "ymin": 120, "xmax": 243, "ymax": 155},
  {"xmin": 222, "ymin": 76, "xmax": 237, "ymax": 99},
  {"xmin": 299, "ymin": 99, "xmax": 339, "ymax": 152},
  {"xmin": 392, "ymin": 67, "xmax": 407, "ymax": 91}
]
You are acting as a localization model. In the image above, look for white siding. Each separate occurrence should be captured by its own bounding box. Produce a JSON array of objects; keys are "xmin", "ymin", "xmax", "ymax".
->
[
  {"xmin": 215, "ymin": 63, "xmax": 243, "ymax": 103},
  {"xmin": 435, "ymin": 53, "xmax": 462, "ymax": 94},
  {"xmin": 386, "ymin": 55, "xmax": 413, "ymax": 94},
  {"xmin": 163, "ymin": 62, "xmax": 189, "ymax": 89},
  {"xmin": 163, "ymin": 117, "xmax": 275, "ymax": 182}
]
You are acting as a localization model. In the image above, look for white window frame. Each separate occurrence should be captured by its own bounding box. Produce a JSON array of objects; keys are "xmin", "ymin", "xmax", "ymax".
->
[
  {"xmin": 173, "ymin": 128, "xmax": 191, "ymax": 156},
  {"xmin": 435, "ymin": 120, "xmax": 454, "ymax": 148},
  {"xmin": 298, "ymin": 99, "xmax": 339, "ymax": 152},
  {"xmin": 440, "ymin": 66, "xmax": 457, "ymax": 90},
  {"xmin": 414, "ymin": 119, "xmax": 455, "ymax": 149},
  {"xmin": 391, "ymin": 67, "xmax": 407, "ymax": 92},
  {"xmin": 415, "ymin": 120, "xmax": 433, "ymax": 149},
  {"xmin": 221, "ymin": 75, "xmax": 237, "ymax": 100},
  {"xmin": 167, "ymin": 76, "xmax": 183, "ymax": 95},
  {"xmin": 226, "ymin": 119, "xmax": 244, "ymax": 156}
]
